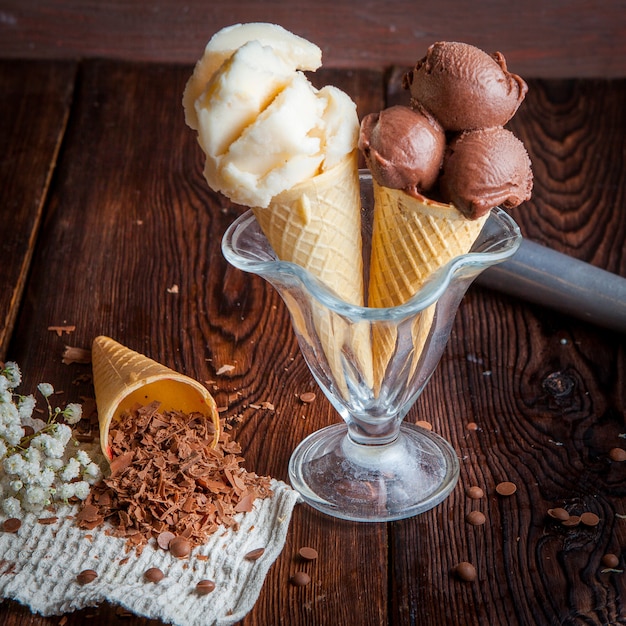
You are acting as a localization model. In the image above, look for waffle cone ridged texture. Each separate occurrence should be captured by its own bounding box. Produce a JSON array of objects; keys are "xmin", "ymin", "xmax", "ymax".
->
[
  {"xmin": 252, "ymin": 152, "xmax": 373, "ymax": 393},
  {"xmin": 91, "ymin": 336, "xmax": 219, "ymax": 460},
  {"xmin": 368, "ymin": 182, "xmax": 488, "ymax": 390}
]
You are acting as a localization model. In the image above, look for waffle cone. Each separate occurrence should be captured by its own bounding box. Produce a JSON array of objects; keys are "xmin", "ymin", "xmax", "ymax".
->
[
  {"xmin": 252, "ymin": 152, "xmax": 373, "ymax": 393},
  {"xmin": 368, "ymin": 182, "xmax": 488, "ymax": 390},
  {"xmin": 91, "ymin": 336, "xmax": 219, "ymax": 461}
]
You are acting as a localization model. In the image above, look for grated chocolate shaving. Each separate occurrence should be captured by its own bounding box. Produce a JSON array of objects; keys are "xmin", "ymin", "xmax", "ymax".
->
[{"xmin": 77, "ymin": 401, "xmax": 272, "ymax": 549}]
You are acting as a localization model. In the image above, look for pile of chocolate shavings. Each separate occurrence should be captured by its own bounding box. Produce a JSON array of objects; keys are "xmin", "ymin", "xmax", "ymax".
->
[{"xmin": 76, "ymin": 401, "xmax": 273, "ymax": 550}]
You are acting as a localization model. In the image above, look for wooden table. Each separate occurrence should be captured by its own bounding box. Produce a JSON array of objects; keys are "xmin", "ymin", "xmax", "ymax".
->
[{"xmin": 1, "ymin": 56, "xmax": 625, "ymax": 626}]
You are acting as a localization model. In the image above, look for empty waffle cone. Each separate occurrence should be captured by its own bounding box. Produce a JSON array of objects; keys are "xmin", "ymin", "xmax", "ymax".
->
[
  {"xmin": 91, "ymin": 336, "xmax": 219, "ymax": 461},
  {"xmin": 368, "ymin": 182, "xmax": 489, "ymax": 391},
  {"xmin": 252, "ymin": 151, "xmax": 373, "ymax": 394}
]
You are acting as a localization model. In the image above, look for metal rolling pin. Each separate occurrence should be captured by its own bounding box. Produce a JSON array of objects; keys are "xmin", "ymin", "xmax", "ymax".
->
[{"xmin": 476, "ymin": 239, "xmax": 626, "ymax": 334}]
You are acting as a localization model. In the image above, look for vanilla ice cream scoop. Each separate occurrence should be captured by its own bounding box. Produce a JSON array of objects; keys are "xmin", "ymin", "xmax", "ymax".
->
[{"xmin": 183, "ymin": 23, "xmax": 359, "ymax": 208}]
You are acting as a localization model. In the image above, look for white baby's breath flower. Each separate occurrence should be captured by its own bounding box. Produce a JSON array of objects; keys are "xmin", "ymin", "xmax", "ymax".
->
[
  {"xmin": 0, "ymin": 439, "xmax": 7, "ymax": 458},
  {"xmin": 54, "ymin": 483, "xmax": 75, "ymax": 501},
  {"xmin": 2, "ymin": 362, "xmax": 21, "ymax": 387},
  {"xmin": 37, "ymin": 467, "xmax": 56, "ymax": 489},
  {"xmin": 2, "ymin": 423, "xmax": 25, "ymax": 447},
  {"xmin": 63, "ymin": 403, "xmax": 82, "ymax": 425},
  {"xmin": 43, "ymin": 457, "xmax": 63, "ymax": 471},
  {"xmin": 75, "ymin": 449, "xmax": 91, "ymax": 466},
  {"xmin": 23, "ymin": 485, "xmax": 48, "ymax": 506},
  {"xmin": 60, "ymin": 457, "xmax": 81, "ymax": 482},
  {"xmin": 9, "ymin": 479, "xmax": 23, "ymax": 493},
  {"xmin": 0, "ymin": 399, "xmax": 20, "ymax": 426},
  {"xmin": 17, "ymin": 394, "xmax": 36, "ymax": 421},
  {"xmin": 31, "ymin": 433, "xmax": 65, "ymax": 459},
  {"xmin": 83, "ymin": 462, "xmax": 102, "ymax": 484},
  {"xmin": 37, "ymin": 383, "xmax": 54, "ymax": 398},
  {"xmin": 2, "ymin": 496, "xmax": 21, "ymax": 517},
  {"xmin": 50, "ymin": 423, "xmax": 72, "ymax": 446},
  {"xmin": 3, "ymin": 452, "xmax": 27, "ymax": 476},
  {"xmin": 23, "ymin": 446, "xmax": 42, "ymax": 465},
  {"xmin": 73, "ymin": 481, "xmax": 91, "ymax": 500},
  {"xmin": 0, "ymin": 376, "xmax": 9, "ymax": 395}
]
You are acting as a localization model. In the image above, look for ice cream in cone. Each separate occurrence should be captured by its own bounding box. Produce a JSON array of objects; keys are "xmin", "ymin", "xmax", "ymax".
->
[
  {"xmin": 91, "ymin": 336, "xmax": 219, "ymax": 461},
  {"xmin": 183, "ymin": 23, "xmax": 373, "ymax": 393},
  {"xmin": 360, "ymin": 43, "xmax": 533, "ymax": 390}
]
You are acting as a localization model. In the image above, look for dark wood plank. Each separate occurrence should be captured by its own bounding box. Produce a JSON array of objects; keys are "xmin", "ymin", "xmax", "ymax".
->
[
  {"xmin": 0, "ymin": 59, "xmax": 76, "ymax": 360},
  {"xmin": 2, "ymin": 61, "xmax": 389, "ymax": 626},
  {"xmin": 1, "ymin": 1, "xmax": 625, "ymax": 78},
  {"xmin": 389, "ymin": 78, "xmax": 626, "ymax": 625}
]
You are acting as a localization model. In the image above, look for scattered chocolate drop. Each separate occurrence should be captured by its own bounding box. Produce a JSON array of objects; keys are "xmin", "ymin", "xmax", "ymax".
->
[
  {"xmin": 495, "ymin": 481, "xmax": 517, "ymax": 496},
  {"xmin": 169, "ymin": 536, "xmax": 191, "ymax": 559},
  {"xmin": 609, "ymin": 448, "xmax": 626, "ymax": 462},
  {"xmin": 466, "ymin": 422, "xmax": 479, "ymax": 431},
  {"xmin": 196, "ymin": 579, "xmax": 216, "ymax": 595},
  {"xmin": 157, "ymin": 531, "xmax": 176, "ymax": 550},
  {"xmin": 299, "ymin": 392, "xmax": 316, "ymax": 404},
  {"xmin": 454, "ymin": 562, "xmax": 477, "ymax": 582},
  {"xmin": 290, "ymin": 571, "xmax": 311, "ymax": 586},
  {"xmin": 2, "ymin": 518, "xmax": 21, "ymax": 533},
  {"xmin": 580, "ymin": 512, "xmax": 600, "ymax": 527},
  {"xmin": 244, "ymin": 547, "xmax": 265, "ymax": 561},
  {"xmin": 466, "ymin": 511, "xmax": 486, "ymax": 526},
  {"xmin": 602, "ymin": 554, "xmax": 620, "ymax": 569},
  {"xmin": 415, "ymin": 420, "xmax": 433, "ymax": 431},
  {"xmin": 298, "ymin": 546, "xmax": 318, "ymax": 561},
  {"xmin": 144, "ymin": 567, "xmax": 164, "ymax": 583},
  {"xmin": 547, "ymin": 507, "xmax": 570, "ymax": 521},
  {"xmin": 561, "ymin": 515, "xmax": 581, "ymax": 528},
  {"xmin": 466, "ymin": 486, "xmax": 484, "ymax": 499},
  {"xmin": 76, "ymin": 569, "xmax": 98, "ymax": 585}
]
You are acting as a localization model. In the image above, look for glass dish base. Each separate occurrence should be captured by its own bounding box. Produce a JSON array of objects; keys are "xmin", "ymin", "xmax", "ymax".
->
[{"xmin": 288, "ymin": 422, "xmax": 460, "ymax": 522}]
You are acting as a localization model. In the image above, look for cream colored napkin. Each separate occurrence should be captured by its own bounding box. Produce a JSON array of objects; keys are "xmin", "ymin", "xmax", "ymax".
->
[{"xmin": 0, "ymin": 479, "xmax": 299, "ymax": 625}]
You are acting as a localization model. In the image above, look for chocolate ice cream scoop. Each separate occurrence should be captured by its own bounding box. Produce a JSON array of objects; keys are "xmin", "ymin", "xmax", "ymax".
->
[
  {"xmin": 404, "ymin": 42, "xmax": 528, "ymax": 132},
  {"xmin": 439, "ymin": 127, "xmax": 533, "ymax": 219},
  {"xmin": 359, "ymin": 105, "xmax": 445, "ymax": 194}
]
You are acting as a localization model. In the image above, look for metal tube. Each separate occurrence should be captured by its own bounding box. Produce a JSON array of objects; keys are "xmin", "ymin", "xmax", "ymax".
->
[{"xmin": 476, "ymin": 239, "xmax": 626, "ymax": 334}]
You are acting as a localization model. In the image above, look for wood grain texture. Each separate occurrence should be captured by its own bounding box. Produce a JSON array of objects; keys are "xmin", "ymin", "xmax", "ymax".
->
[
  {"xmin": 0, "ymin": 60, "xmax": 76, "ymax": 360},
  {"xmin": 1, "ymin": 59, "xmax": 625, "ymax": 625},
  {"xmin": 1, "ymin": 0, "xmax": 625, "ymax": 77}
]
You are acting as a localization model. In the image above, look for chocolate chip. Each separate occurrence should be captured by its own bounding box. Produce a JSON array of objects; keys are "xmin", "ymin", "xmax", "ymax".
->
[
  {"xmin": 561, "ymin": 515, "xmax": 581, "ymax": 527},
  {"xmin": 169, "ymin": 536, "xmax": 191, "ymax": 559},
  {"xmin": 453, "ymin": 562, "xmax": 477, "ymax": 582},
  {"xmin": 466, "ymin": 422, "xmax": 479, "ymax": 431},
  {"xmin": 602, "ymin": 554, "xmax": 620, "ymax": 568},
  {"xmin": 244, "ymin": 547, "xmax": 265, "ymax": 561},
  {"xmin": 547, "ymin": 507, "xmax": 570, "ymax": 521},
  {"xmin": 299, "ymin": 392, "xmax": 316, "ymax": 403},
  {"xmin": 290, "ymin": 571, "xmax": 311, "ymax": 586},
  {"xmin": 298, "ymin": 547, "xmax": 318, "ymax": 561},
  {"xmin": 415, "ymin": 420, "xmax": 433, "ymax": 431},
  {"xmin": 144, "ymin": 567, "xmax": 164, "ymax": 583},
  {"xmin": 157, "ymin": 531, "xmax": 176, "ymax": 550},
  {"xmin": 466, "ymin": 511, "xmax": 486, "ymax": 526},
  {"xmin": 495, "ymin": 481, "xmax": 517, "ymax": 496},
  {"xmin": 196, "ymin": 579, "xmax": 216, "ymax": 595},
  {"xmin": 2, "ymin": 518, "xmax": 21, "ymax": 533},
  {"xmin": 77, "ymin": 569, "xmax": 98, "ymax": 585},
  {"xmin": 466, "ymin": 486, "xmax": 484, "ymax": 499},
  {"xmin": 609, "ymin": 448, "xmax": 626, "ymax": 462},
  {"xmin": 580, "ymin": 512, "xmax": 600, "ymax": 527}
]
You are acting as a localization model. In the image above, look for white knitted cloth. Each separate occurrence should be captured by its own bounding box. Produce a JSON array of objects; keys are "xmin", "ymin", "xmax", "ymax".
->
[{"xmin": 0, "ymin": 479, "xmax": 300, "ymax": 625}]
